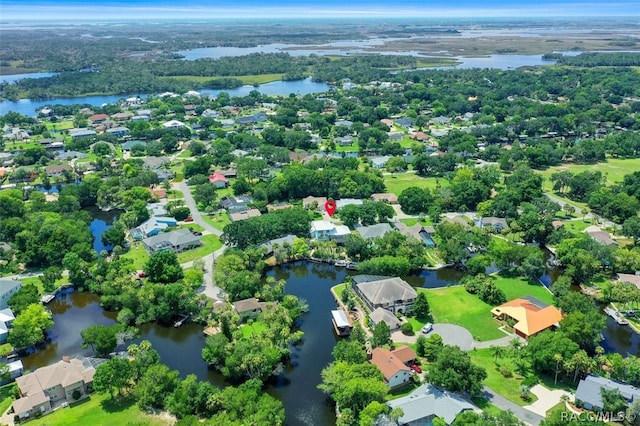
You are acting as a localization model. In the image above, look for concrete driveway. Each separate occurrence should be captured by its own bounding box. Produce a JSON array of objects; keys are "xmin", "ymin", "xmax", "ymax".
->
[
  {"xmin": 391, "ymin": 323, "xmax": 474, "ymax": 350},
  {"xmin": 524, "ymin": 384, "xmax": 572, "ymax": 417}
]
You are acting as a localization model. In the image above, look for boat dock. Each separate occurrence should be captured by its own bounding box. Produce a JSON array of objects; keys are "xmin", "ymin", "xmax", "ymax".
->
[
  {"xmin": 604, "ymin": 306, "xmax": 629, "ymax": 325},
  {"xmin": 331, "ymin": 308, "xmax": 353, "ymax": 336},
  {"xmin": 40, "ymin": 284, "xmax": 74, "ymax": 304},
  {"xmin": 173, "ymin": 314, "xmax": 190, "ymax": 328}
]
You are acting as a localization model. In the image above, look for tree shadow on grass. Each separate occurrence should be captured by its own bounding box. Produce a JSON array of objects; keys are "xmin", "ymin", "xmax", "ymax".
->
[{"xmin": 100, "ymin": 395, "xmax": 135, "ymax": 413}]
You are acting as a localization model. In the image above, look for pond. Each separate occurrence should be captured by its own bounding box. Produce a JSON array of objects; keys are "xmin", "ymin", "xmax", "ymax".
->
[{"xmin": 84, "ymin": 206, "xmax": 123, "ymax": 254}]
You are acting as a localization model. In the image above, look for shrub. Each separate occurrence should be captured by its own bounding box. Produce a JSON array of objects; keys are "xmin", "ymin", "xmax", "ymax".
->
[
  {"xmin": 72, "ymin": 390, "xmax": 81, "ymax": 400},
  {"xmin": 499, "ymin": 364, "xmax": 513, "ymax": 378},
  {"xmin": 523, "ymin": 375, "xmax": 539, "ymax": 387},
  {"xmin": 401, "ymin": 322, "xmax": 414, "ymax": 335}
]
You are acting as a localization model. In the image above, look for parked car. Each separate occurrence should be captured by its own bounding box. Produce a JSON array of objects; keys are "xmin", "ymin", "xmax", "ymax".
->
[
  {"xmin": 184, "ymin": 217, "xmax": 194, "ymax": 222},
  {"xmin": 138, "ymin": 271, "xmax": 146, "ymax": 278},
  {"xmin": 421, "ymin": 323, "xmax": 433, "ymax": 334},
  {"xmin": 411, "ymin": 363, "xmax": 422, "ymax": 374}
]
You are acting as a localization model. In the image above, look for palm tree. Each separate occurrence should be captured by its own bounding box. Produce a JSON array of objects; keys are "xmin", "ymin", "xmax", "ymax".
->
[
  {"xmin": 554, "ymin": 353, "xmax": 563, "ymax": 385},
  {"xmin": 491, "ymin": 345, "xmax": 506, "ymax": 363}
]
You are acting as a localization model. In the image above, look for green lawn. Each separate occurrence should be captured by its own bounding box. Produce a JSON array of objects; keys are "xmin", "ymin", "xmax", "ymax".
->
[
  {"xmin": 121, "ymin": 242, "xmax": 150, "ymax": 270},
  {"xmin": 202, "ymin": 212, "xmax": 231, "ymax": 232},
  {"xmin": 383, "ymin": 173, "xmax": 449, "ymax": 197},
  {"xmin": 0, "ymin": 383, "xmax": 17, "ymax": 415},
  {"xmin": 177, "ymin": 234, "xmax": 222, "ymax": 263},
  {"xmin": 240, "ymin": 320, "xmax": 267, "ymax": 336},
  {"xmin": 560, "ymin": 219, "xmax": 592, "ymax": 235},
  {"xmin": 45, "ymin": 120, "xmax": 73, "ymax": 131},
  {"xmin": 425, "ymin": 286, "xmax": 505, "ymax": 341},
  {"xmin": 177, "ymin": 223, "xmax": 204, "ymax": 232},
  {"xmin": 162, "ymin": 73, "xmax": 284, "ymax": 86},
  {"xmin": 167, "ymin": 190, "xmax": 184, "ymax": 200},
  {"xmin": 536, "ymin": 158, "xmax": 640, "ymax": 187},
  {"xmin": 492, "ymin": 275, "xmax": 554, "ymax": 305},
  {"xmin": 178, "ymin": 150, "xmax": 192, "ymax": 158},
  {"xmin": 399, "ymin": 218, "xmax": 434, "ymax": 227},
  {"xmin": 332, "ymin": 284, "xmax": 346, "ymax": 302},
  {"xmin": 20, "ymin": 275, "xmax": 69, "ymax": 294},
  {"xmin": 29, "ymin": 393, "xmax": 171, "ymax": 426},
  {"xmin": 469, "ymin": 348, "xmax": 538, "ymax": 406}
]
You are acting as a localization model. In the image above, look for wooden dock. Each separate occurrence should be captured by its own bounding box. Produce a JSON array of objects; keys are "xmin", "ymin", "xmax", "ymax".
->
[
  {"xmin": 604, "ymin": 306, "xmax": 629, "ymax": 325},
  {"xmin": 173, "ymin": 314, "xmax": 190, "ymax": 328}
]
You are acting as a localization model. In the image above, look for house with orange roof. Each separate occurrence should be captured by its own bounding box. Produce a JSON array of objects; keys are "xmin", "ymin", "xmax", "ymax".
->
[
  {"xmin": 208, "ymin": 173, "xmax": 228, "ymax": 189},
  {"xmin": 491, "ymin": 296, "xmax": 563, "ymax": 339},
  {"xmin": 370, "ymin": 347, "xmax": 413, "ymax": 389}
]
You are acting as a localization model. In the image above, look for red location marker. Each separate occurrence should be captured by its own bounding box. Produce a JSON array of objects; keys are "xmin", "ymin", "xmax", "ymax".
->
[{"xmin": 324, "ymin": 200, "xmax": 337, "ymax": 217}]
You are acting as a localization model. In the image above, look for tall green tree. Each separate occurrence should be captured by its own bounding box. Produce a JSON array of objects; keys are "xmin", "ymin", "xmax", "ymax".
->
[
  {"xmin": 93, "ymin": 357, "xmax": 134, "ymax": 399},
  {"xmin": 7, "ymin": 304, "xmax": 54, "ymax": 349},
  {"xmin": 428, "ymin": 345, "xmax": 487, "ymax": 396},
  {"xmin": 144, "ymin": 250, "xmax": 184, "ymax": 283}
]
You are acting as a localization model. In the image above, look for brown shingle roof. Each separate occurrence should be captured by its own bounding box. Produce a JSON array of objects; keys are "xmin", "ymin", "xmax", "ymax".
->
[
  {"xmin": 392, "ymin": 346, "xmax": 417, "ymax": 364},
  {"xmin": 232, "ymin": 298, "xmax": 262, "ymax": 314},
  {"xmin": 371, "ymin": 347, "xmax": 411, "ymax": 380}
]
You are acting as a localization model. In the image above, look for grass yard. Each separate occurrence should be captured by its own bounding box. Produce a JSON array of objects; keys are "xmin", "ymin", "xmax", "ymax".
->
[
  {"xmin": 202, "ymin": 212, "xmax": 231, "ymax": 232},
  {"xmin": 383, "ymin": 173, "xmax": 449, "ymax": 197},
  {"xmin": 560, "ymin": 219, "xmax": 592, "ymax": 235},
  {"xmin": 20, "ymin": 275, "xmax": 69, "ymax": 294},
  {"xmin": 334, "ymin": 142, "xmax": 359, "ymax": 153},
  {"xmin": 424, "ymin": 286, "xmax": 504, "ymax": 341},
  {"xmin": 45, "ymin": 120, "xmax": 73, "ymax": 131},
  {"xmin": 121, "ymin": 242, "xmax": 150, "ymax": 270},
  {"xmin": 177, "ymin": 234, "xmax": 222, "ymax": 263},
  {"xmin": 177, "ymin": 223, "xmax": 204, "ymax": 232},
  {"xmin": 0, "ymin": 383, "xmax": 17, "ymax": 415},
  {"xmin": 240, "ymin": 320, "xmax": 267, "ymax": 337},
  {"xmin": 469, "ymin": 348, "xmax": 538, "ymax": 406},
  {"xmin": 29, "ymin": 393, "xmax": 172, "ymax": 426},
  {"xmin": 399, "ymin": 218, "xmax": 434, "ymax": 227},
  {"xmin": 178, "ymin": 150, "xmax": 192, "ymax": 158},
  {"xmin": 492, "ymin": 275, "xmax": 554, "ymax": 305},
  {"xmin": 332, "ymin": 283, "xmax": 346, "ymax": 302},
  {"xmin": 167, "ymin": 190, "xmax": 184, "ymax": 200},
  {"xmin": 536, "ymin": 158, "xmax": 640, "ymax": 188}
]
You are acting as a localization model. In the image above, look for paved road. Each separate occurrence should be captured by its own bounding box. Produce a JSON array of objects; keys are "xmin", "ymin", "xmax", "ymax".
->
[
  {"xmin": 391, "ymin": 323, "xmax": 518, "ymax": 351},
  {"xmin": 176, "ymin": 180, "xmax": 222, "ymax": 237},
  {"xmin": 175, "ymin": 180, "xmax": 227, "ymax": 299},
  {"xmin": 482, "ymin": 386, "xmax": 545, "ymax": 426}
]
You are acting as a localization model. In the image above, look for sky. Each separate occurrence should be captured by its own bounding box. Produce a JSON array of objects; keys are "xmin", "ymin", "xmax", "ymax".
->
[{"xmin": 1, "ymin": 0, "xmax": 639, "ymax": 22}]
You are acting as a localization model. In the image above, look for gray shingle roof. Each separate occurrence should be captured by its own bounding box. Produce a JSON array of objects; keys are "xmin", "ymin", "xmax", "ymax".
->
[
  {"xmin": 387, "ymin": 384, "xmax": 477, "ymax": 424},
  {"xmin": 354, "ymin": 276, "xmax": 417, "ymax": 306},
  {"xmin": 356, "ymin": 223, "xmax": 393, "ymax": 240},
  {"xmin": 576, "ymin": 375, "xmax": 640, "ymax": 410}
]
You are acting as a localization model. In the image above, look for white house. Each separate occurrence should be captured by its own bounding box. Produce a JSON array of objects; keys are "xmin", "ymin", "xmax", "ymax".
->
[
  {"xmin": 0, "ymin": 279, "xmax": 22, "ymax": 310},
  {"xmin": 370, "ymin": 347, "xmax": 412, "ymax": 389},
  {"xmin": 310, "ymin": 221, "xmax": 351, "ymax": 244}
]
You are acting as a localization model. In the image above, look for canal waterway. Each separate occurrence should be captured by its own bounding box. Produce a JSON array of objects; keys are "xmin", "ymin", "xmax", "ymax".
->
[{"xmin": 18, "ymin": 255, "xmax": 637, "ymax": 425}]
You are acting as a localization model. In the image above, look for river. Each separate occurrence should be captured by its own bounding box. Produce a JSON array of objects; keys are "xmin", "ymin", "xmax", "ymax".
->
[{"xmin": 0, "ymin": 78, "xmax": 332, "ymax": 116}]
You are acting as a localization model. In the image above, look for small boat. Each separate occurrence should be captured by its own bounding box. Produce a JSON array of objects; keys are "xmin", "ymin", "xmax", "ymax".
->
[
  {"xmin": 604, "ymin": 307, "xmax": 629, "ymax": 326},
  {"xmin": 334, "ymin": 260, "xmax": 347, "ymax": 267},
  {"xmin": 346, "ymin": 262, "xmax": 358, "ymax": 270}
]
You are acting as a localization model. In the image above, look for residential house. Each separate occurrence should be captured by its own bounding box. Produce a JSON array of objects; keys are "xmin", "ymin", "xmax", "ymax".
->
[
  {"xmin": 233, "ymin": 298, "xmax": 267, "ymax": 321},
  {"xmin": 617, "ymin": 273, "xmax": 640, "ymax": 290},
  {"xmin": 356, "ymin": 223, "xmax": 393, "ymax": 240},
  {"xmin": 478, "ymin": 217, "xmax": 509, "ymax": 232},
  {"xmin": 380, "ymin": 118, "xmax": 394, "ymax": 128},
  {"xmin": 335, "ymin": 119, "xmax": 353, "ymax": 128},
  {"xmin": 370, "ymin": 156, "xmax": 391, "ymax": 169},
  {"xmin": 220, "ymin": 195, "xmax": 254, "ymax": 213},
  {"xmin": 142, "ymin": 228, "xmax": 202, "ymax": 254},
  {"xmin": 310, "ymin": 220, "xmax": 351, "ymax": 244},
  {"xmin": 394, "ymin": 117, "xmax": 414, "ymax": 128},
  {"xmin": 111, "ymin": 112, "xmax": 134, "ymax": 122},
  {"xmin": 147, "ymin": 203, "xmax": 168, "ymax": 217},
  {"xmin": 229, "ymin": 209, "xmax": 262, "ymax": 222},
  {"xmin": 69, "ymin": 128, "xmax": 97, "ymax": 140},
  {"xmin": 142, "ymin": 156, "xmax": 170, "ymax": 170},
  {"xmin": 235, "ymin": 112, "xmax": 267, "ymax": 126},
  {"xmin": 412, "ymin": 131, "xmax": 430, "ymax": 142},
  {"xmin": 7, "ymin": 360, "xmax": 24, "ymax": 382},
  {"xmin": 334, "ymin": 135, "xmax": 354, "ymax": 146},
  {"xmin": 303, "ymin": 196, "xmax": 327, "ymax": 210},
  {"xmin": 214, "ymin": 168, "xmax": 238, "ymax": 178},
  {"xmin": 130, "ymin": 216, "xmax": 177, "ymax": 240},
  {"xmin": 369, "ymin": 307, "xmax": 402, "ymax": 331},
  {"xmin": 576, "ymin": 375, "xmax": 640, "ymax": 412},
  {"xmin": 392, "ymin": 346, "xmax": 417, "ymax": 366},
  {"xmin": 0, "ymin": 279, "xmax": 22, "ymax": 309},
  {"xmin": 88, "ymin": 113, "xmax": 109, "ymax": 125},
  {"xmin": 201, "ymin": 109, "xmax": 220, "ymax": 119},
  {"xmin": 0, "ymin": 308, "xmax": 15, "ymax": 343},
  {"xmin": 12, "ymin": 357, "xmax": 96, "ymax": 420},
  {"xmin": 121, "ymin": 140, "xmax": 147, "ymax": 152},
  {"xmin": 370, "ymin": 347, "xmax": 412, "ymax": 389},
  {"xmin": 491, "ymin": 296, "xmax": 563, "ymax": 339},
  {"xmin": 56, "ymin": 151, "xmax": 88, "ymax": 161},
  {"xmin": 44, "ymin": 164, "xmax": 73, "ymax": 178},
  {"xmin": 106, "ymin": 126, "xmax": 130, "ymax": 138},
  {"xmin": 260, "ymin": 234, "xmax": 297, "ymax": 255},
  {"xmin": 266, "ymin": 202, "xmax": 293, "ymax": 212},
  {"xmin": 386, "ymin": 384, "xmax": 478, "ymax": 425},
  {"xmin": 588, "ymin": 230, "xmax": 618, "ymax": 246},
  {"xmin": 389, "ymin": 132, "xmax": 403, "ymax": 141},
  {"xmin": 208, "ymin": 173, "xmax": 229, "ymax": 189},
  {"xmin": 231, "ymin": 149, "xmax": 249, "ymax": 158},
  {"xmin": 335, "ymin": 198, "xmax": 363, "ymax": 210},
  {"xmin": 162, "ymin": 120, "xmax": 186, "ymax": 128},
  {"xmin": 0, "ymin": 152, "xmax": 14, "ymax": 167},
  {"xmin": 371, "ymin": 193, "xmax": 398, "ymax": 204},
  {"xmin": 352, "ymin": 275, "xmax": 417, "ymax": 314},
  {"xmin": 393, "ymin": 222, "xmax": 436, "ymax": 247}
]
